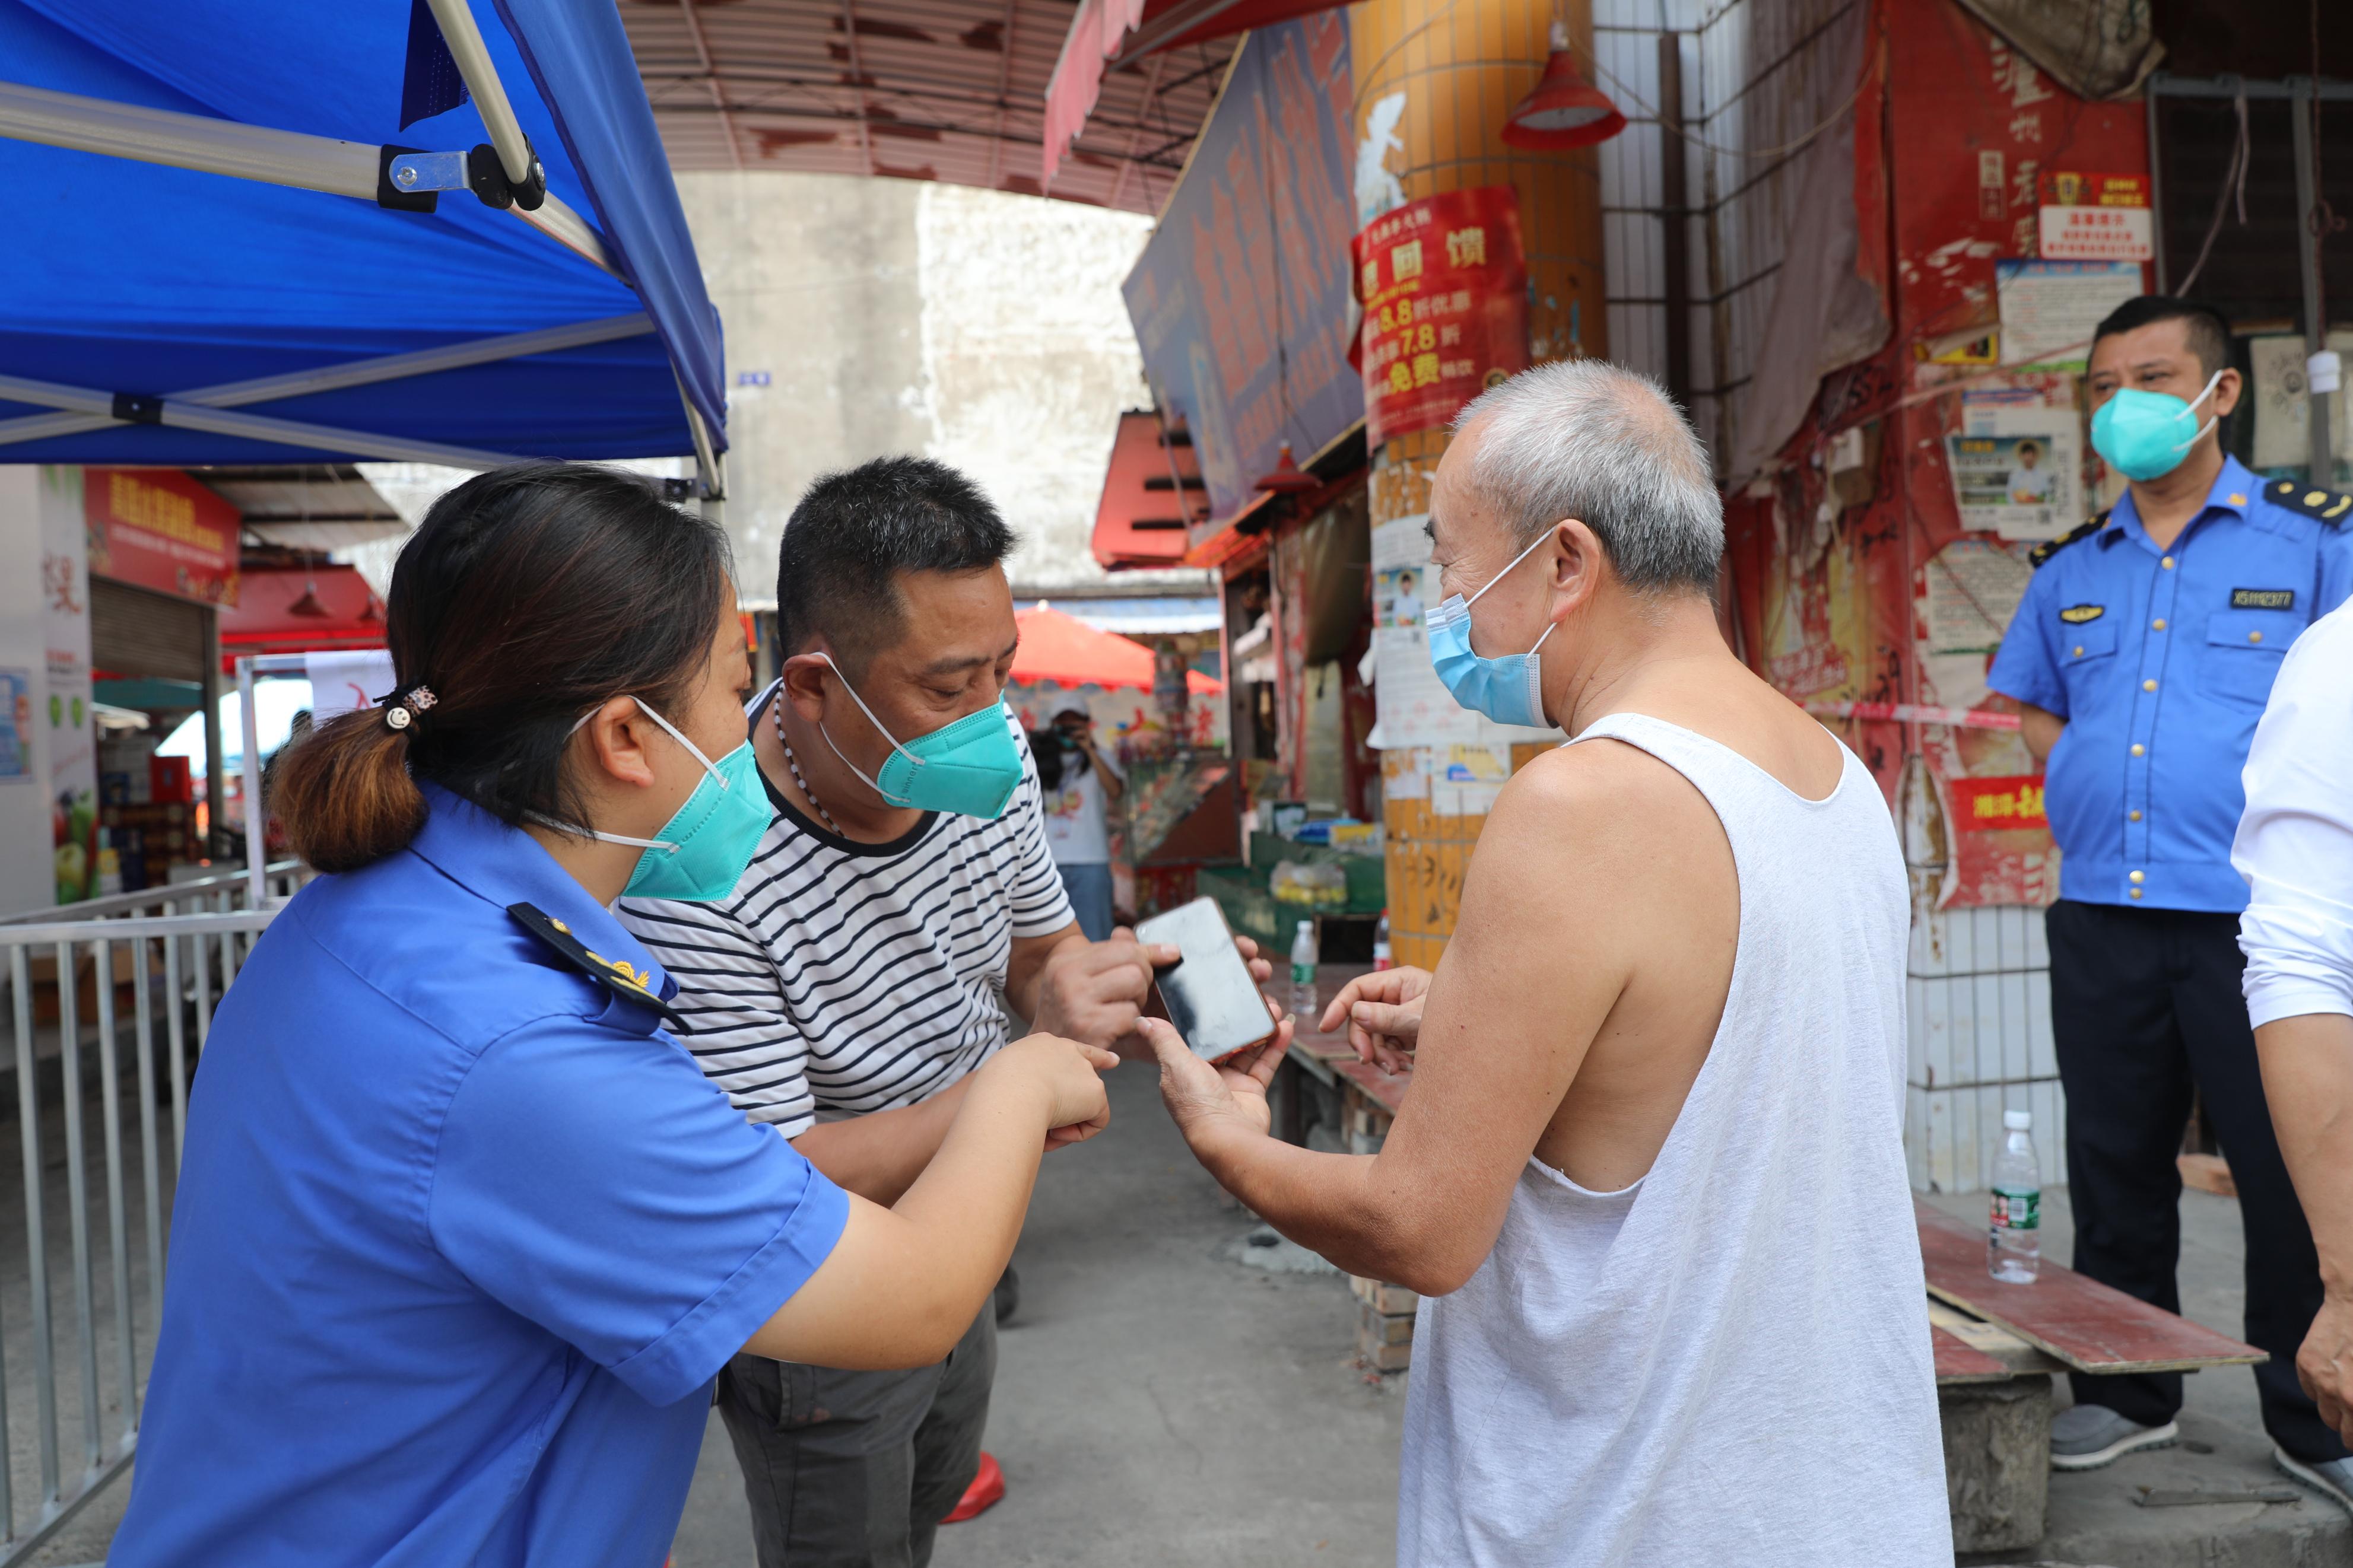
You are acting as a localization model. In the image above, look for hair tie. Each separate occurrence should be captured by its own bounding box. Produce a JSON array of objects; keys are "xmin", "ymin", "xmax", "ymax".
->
[{"xmin": 381, "ymin": 684, "xmax": 438, "ymax": 732}]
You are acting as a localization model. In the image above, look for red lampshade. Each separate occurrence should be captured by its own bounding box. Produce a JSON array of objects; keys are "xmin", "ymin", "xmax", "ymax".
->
[
  {"xmin": 1253, "ymin": 440, "xmax": 1319, "ymax": 495},
  {"xmin": 286, "ymin": 581, "xmax": 332, "ymax": 618},
  {"xmin": 1501, "ymin": 27, "xmax": 1627, "ymax": 151}
]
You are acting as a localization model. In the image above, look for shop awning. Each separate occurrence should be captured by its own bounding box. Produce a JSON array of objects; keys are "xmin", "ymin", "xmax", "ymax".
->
[
  {"xmin": 1091, "ymin": 410, "xmax": 1206, "ymax": 571},
  {"xmin": 0, "ymin": 0, "xmax": 726, "ymax": 476},
  {"xmin": 1014, "ymin": 603, "xmax": 1222, "ymax": 693},
  {"xmin": 218, "ymin": 565, "xmax": 386, "ymax": 661}
]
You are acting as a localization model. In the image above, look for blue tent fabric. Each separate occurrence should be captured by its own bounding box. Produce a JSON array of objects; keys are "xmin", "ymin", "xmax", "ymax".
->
[{"xmin": 0, "ymin": 0, "xmax": 725, "ymax": 463}]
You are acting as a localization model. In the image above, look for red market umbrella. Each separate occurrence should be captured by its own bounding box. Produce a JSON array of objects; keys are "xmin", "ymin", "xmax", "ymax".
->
[{"xmin": 1013, "ymin": 604, "xmax": 1222, "ymax": 694}]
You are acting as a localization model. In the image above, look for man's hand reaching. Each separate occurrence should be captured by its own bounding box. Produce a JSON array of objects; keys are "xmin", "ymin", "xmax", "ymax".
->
[
  {"xmin": 1319, "ymin": 966, "xmax": 1432, "ymax": 1074},
  {"xmin": 1031, "ymin": 929, "xmax": 1174, "ymax": 1052}
]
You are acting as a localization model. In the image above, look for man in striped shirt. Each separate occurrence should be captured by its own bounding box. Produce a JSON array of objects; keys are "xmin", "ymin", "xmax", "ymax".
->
[{"xmin": 621, "ymin": 456, "xmax": 1278, "ymax": 1568}]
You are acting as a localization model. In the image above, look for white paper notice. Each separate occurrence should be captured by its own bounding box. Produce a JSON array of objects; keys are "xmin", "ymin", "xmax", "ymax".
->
[
  {"xmin": 1923, "ymin": 537, "xmax": 2034, "ymax": 656},
  {"xmin": 1997, "ymin": 260, "xmax": 2142, "ymax": 368},
  {"xmin": 1370, "ymin": 514, "xmax": 1477, "ymax": 748},
  {"xmin": 1945, "ymin": 408, "xmax": 2081, "ymax": 540}
]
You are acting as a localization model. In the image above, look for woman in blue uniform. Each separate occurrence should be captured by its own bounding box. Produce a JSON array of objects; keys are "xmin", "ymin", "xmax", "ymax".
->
[{"xmin": 107, "ymin": 465, "xmax": 1115, "ymax": 1568}]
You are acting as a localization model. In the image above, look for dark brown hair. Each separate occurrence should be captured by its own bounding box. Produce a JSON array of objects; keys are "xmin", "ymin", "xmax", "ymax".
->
[{"xmin": 274, "ymin": 463, "xmax": 732, "ymax": 873}]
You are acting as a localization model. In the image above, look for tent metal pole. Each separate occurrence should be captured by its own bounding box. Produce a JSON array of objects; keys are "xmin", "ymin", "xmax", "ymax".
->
[
  {"xmin": 677, "ymin": 376, "xmax": 725, "ymax": 502},
  {"xmin": 423, "ymin": 0, "xmax": 537, "ymax": 186},
  {"xmin": 0, "ymin": 313, "xmax": 653, "ymax": 451},
  {"xmin": 236, "ymin": 658, "xmax": 266, "ymax": 914},
  {"xmin": 0, "ymin": 373, "xmax": 522, "ymax": 468},
  {"xmin": 513, "ymin": 197, "xmax": 624, "ymax": 279},
  {"xmin": 0, "ymin": 80, "xmax": 380, "ymax": 199}
]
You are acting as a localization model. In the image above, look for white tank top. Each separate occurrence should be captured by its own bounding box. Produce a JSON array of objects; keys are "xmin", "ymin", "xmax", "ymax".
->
[{"xmin": 1396, "ymin": 713, "xmax": 1950, "ymax": 1567}]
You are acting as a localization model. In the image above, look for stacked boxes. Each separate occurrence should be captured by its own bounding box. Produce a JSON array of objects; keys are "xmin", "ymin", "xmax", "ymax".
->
[{"xmin": 1352, "ymin": 1274, "xmax": 1418, "ymax": 1372}]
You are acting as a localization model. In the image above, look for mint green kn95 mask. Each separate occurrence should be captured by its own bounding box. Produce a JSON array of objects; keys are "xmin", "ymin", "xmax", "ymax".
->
[
  {"xmin": 558, "ymin": 697, "xmax": 769, "ymax": 902},
  {"xmin": 815, "ymin": 651, "xmax": 1024, "ymax": 819}
]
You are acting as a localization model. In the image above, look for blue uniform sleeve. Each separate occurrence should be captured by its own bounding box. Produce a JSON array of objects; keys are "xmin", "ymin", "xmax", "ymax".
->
[
  {"xmin": 428, "ymin": 1016, "xmax": 850, "ymax": 1407},
  {"xmin": 1986, "ymin": 562, "xmax": 2066, "ymax": 715}
]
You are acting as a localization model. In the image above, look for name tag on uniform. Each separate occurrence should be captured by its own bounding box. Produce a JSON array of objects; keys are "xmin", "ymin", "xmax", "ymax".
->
[
  {"xmin": 2059, "ymin": 604, "xmax": 2104, "ymax": 624},
  {"xmin": 2231, "ymin": 588, "xmax": 2295, "ymax": 610}
]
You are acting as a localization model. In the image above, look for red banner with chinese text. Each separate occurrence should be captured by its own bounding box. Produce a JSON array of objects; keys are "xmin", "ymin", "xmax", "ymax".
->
[
  {"xmin": 84, "ymin": 469, "xmax": 240, "ymax": 606},
  {"xmin": 1941, "ymin": 773, "xmax": 2058, "ymax": 908},
  {"xmin": 1352, "ymin": 186, "xmax": 1529, "ymax": 447}
]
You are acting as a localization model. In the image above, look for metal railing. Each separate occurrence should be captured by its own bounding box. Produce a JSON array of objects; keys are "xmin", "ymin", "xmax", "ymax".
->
[
  {"xmin": 0, "ymin": 860, "xmax": 307, "ymax": 928},
  {"xmin": 0, "ymin": 906, "xmax": 279, "ymax": 1561}
]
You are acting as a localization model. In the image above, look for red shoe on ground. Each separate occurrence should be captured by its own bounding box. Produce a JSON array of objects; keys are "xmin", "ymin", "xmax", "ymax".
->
[{"xmin": 942, "ymin": 1452, "xmax": 1005, "ymax": 1522}]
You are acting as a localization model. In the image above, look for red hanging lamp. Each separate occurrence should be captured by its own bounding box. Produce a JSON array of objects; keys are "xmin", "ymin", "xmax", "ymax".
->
[
  {"xmin": 1501, "ymin": 21, "xmax": 1628, "ymax": 151},
  {"xmin": 1253, "ymin": 440, "xmax": 1319, "ymax": 495}
]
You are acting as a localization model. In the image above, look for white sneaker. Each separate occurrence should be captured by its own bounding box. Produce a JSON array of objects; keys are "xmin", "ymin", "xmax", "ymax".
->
[
  {"xmin": 2273, "ymin": 1447, "xmax": 2353, "ymax": 1515},
  {"xmin": 2049, "ymin": 1404, "xmax": 2179, "ymax": 1471}
]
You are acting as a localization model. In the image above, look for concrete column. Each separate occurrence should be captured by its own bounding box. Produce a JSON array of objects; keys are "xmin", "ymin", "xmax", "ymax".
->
[{"xmin": 1351, "ymin": 0, "xmax": 1608, "ymax": 965}]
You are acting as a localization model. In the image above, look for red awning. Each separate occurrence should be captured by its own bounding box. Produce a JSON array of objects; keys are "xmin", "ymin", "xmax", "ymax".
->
[
  {"xmin": 218, "ymin": 566, "xmax": 385, "ymax": 665},
  {"xmin": 1044, "ymin": 0, "xmax": 1347, "ymax": 184},
  {"xmin": 1014, "ymin": 604, "xmax": 1224, "ymax": 693},
  {"xmin": 1091, "ymin": 410, "xmax": 1207, "ymax": 571}
]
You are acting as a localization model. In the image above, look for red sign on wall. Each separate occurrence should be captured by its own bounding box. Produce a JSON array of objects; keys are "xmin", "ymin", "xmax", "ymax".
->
[
  {"xmin": 84, "ymin": 469, "xmax": 240, "ymax": 606},
  {"xmin": 1352, "ymin": 186, "xmax": 1530, "ymax": 447}
]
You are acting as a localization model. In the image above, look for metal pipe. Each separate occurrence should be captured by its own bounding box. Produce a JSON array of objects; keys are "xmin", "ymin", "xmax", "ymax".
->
[
  {"xmin": 422, "ymin": 0, "xmax": 537, "ymax": 186},
  {"xmin": 1659, "ymin": 32, "xmax": 1694, "ymax": 411},
  {"xmin": 164, "ymin": 935, "xmax": 187, "ymax": 1178},
  {"xmin": 2291, "ymin": 82, "xmax": 2334, "ymax": 481},
  {"xmin": 93, "ymin": 943, "xmax": 136, "ymax": 1445},
  {"xmin": 11, "ymin": 946, "xmax": 56, "ymax": 1509},
  {"xmin": 238, "ymin": 660, "xmax": 265, "ymax": 915},
  {"xmin": 132, "ymin": 939, "xmax": 164, "ymax": 1377},
  {"xmin": 0, "ymin": 80, "xmax": 379, "ymax": 200},
  {"xmin": 0, "ymin": 373, "xmax": 523, "ymax": 470},
  {"xmin": 55, "ymin": 942, "xmax": 98, "ymax": 1470},
  {"xmin": 509, "ymin": 195, "xmax": 624, "ymax": 281}
]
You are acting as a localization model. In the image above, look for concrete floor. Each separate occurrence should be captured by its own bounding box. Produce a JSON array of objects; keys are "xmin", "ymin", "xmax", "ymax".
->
[{"xmin": 669, "ymin": 1062, "xmax": 1407, "ymax": 1567}]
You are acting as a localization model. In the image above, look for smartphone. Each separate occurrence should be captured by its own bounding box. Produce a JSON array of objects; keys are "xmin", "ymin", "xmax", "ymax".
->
[{"xmin": 1135, "ymin": 896, "xmax": 1280, "ymax": 1065}]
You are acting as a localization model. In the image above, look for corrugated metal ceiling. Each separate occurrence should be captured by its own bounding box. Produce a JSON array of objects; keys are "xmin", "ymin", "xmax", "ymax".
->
[{"xmin": 621, "ymin": 0, "xmax": 1236, "ymax": 215}]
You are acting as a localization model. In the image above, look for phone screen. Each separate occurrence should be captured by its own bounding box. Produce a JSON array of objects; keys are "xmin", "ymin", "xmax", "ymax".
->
[{"xmin": 1134, "ymin": 897, "xmax": 1279, "ymax": 1064}]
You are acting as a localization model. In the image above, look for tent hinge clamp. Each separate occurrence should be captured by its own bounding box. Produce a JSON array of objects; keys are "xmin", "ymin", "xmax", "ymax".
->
[
  {"xmin": 110, "ymin": 392, "xmax": 162, "ymax": 425},
  {"xmin": 379, "ymin": 141, "xmax": 547, "ymax": 214}
]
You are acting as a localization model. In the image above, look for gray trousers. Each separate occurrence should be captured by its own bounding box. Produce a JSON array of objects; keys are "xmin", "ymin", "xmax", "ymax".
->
[{"xmin": 716, "ymin": 1305, "xmax": 996, "ymax": 1568}]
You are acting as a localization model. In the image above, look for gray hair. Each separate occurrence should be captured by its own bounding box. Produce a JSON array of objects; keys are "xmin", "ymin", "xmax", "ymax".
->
[{"xmin": 1451, "ymin": 360, "xmax": 1723, "ymax": 593}]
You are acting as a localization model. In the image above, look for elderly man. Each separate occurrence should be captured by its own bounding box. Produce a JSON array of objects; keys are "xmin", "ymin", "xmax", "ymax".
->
[
  {"xmin": 621, "ymin": 456, "xmax": 1279, "ymax": 1568},
  {"xmin": 1143, "ymin": 361, "xmax": 1949, "ymax": 1566}
]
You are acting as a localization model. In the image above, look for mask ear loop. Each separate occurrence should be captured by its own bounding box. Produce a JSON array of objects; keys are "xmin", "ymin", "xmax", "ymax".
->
[
  {"xmin": 1460, "ymin": 527, "xmax": 1557, "ymax": 610},
  {"xmin": 538, "ymin": 696, "xmax": 727, "ymax": 853},
  {"xmin": 2171, "ymin": 368, "xmax": 2226, "ymax": 457},
  {"xmin": 815, "ymin": 651, "xmax": 926, "ymax": 773}
]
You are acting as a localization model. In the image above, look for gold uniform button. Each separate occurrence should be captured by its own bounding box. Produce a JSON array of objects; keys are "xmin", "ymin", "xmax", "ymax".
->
[
  {"xmin": 2130, "ymin": 870, "xmax": 2145, "ymax": 884},
  {"xmin": 2161, "ymin": 555, "xmax": 2176, "ymax": 569},
  {"xmin": 550, "ymin": 918, "xmax": 570, "ymax": 934},
  {"xmin": 2130, "ymin": 743, "xmax": 2146, "ymax": 756},
  {"xmin": 2249, "ymin": 629, "xmax": 2263, "ymax": 643},
  {"xmin": 2130, "ymin": 809, "xmax": 2143, "ymax": 821},
  {"xmin": 2130, "ymin": 888, "xmax": 2144, "ymax": 899},
  {"xmin": 2152, "ymin": 618, "xmax": 2167, "ymax": 631},
  {"xmin": 2230, "ymin": 493, "xmax": 2247, "ymax": 506},
  {"xmin": 2073, "ymin": 644, "xmax": 2086, "ymax": 657},
  {"xmin": 2143, "ymin": 679, "xmax": 2158, "ymax": 691}
]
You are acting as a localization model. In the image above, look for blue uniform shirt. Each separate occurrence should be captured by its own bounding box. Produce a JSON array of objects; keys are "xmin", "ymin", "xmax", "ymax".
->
[
  {"xmin": 109, "ymin": 787, "xmax": 850, "ymax": 1568},
  {"xmin": 1987, "ymin": 456, "xmax": 2353, "ymax": 912}
]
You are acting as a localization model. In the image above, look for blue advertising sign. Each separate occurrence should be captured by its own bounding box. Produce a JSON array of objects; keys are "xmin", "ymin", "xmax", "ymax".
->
[{"xmin": 1122, "ymin": 14, "xmax": 1363, "ymax": 542}]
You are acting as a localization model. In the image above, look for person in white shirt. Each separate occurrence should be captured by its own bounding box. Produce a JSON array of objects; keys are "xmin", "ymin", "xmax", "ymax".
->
[
  {"xmin": 2237, "ymin": 599, "xmax": 2353, "ymax": 1496},
  {"xmin": 1034, "ymin": 693, "xmax": 1125, "ymax": 940},
  {"xmin": 2006, "ymin": 438, "xmax": 2055, "ymax": 504}
]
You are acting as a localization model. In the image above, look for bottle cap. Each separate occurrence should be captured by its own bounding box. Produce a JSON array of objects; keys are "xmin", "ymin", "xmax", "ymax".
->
[{"xmin": 2003, "ymin": 1109, "xmax": 2031, "ymax": 1131}]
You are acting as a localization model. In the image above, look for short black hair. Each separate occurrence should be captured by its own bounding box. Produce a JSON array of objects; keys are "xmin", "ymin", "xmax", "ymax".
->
[
  {"xmin": 2092, "ymin": 295, "xmax": 2233, "ymax": 380},
  {"xmin": 775, "ymin": 456, "xmax": 1014, "ymax": 677}
]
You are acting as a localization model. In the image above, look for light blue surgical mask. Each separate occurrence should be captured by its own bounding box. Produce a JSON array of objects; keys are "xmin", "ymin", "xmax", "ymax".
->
[
  {"xmin": 817, "ymin": 653, "xmax": 1024, "ymax": 819},
  {"xmin": 1427, "ymin": 529, "xmax": 1558, "ymax": 729},
  {"xmin": 555, "ymin": 698, "xmax": 769, "ymax": 902},
  {"xmin": 2090, "ymin": 370, "xmax": 2222, "ymax": 482}
]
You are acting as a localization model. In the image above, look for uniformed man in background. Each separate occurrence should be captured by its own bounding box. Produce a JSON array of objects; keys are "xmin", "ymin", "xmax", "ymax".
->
[{"xmin": 1988, "ymin": 295, "xmax": 2353, "ymax": 1497}]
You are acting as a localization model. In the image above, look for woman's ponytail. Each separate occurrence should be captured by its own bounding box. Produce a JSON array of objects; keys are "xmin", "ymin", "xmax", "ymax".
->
[{"xmin": 272, "ymin": 708, "xmax": 426, "ymax": 873}]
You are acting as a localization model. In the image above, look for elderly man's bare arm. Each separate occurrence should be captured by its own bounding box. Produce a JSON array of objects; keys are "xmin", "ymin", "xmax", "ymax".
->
[{"xmin": 1148, "ymin": 736, "xmax": 1736, "ymax": 1296}]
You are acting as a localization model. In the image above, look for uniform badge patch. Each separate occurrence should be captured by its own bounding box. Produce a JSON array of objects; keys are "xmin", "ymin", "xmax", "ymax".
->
[
  {"xmin": 2231, "ymin": 588, "xmax": 2295, "ymax": 610},
  {"xmin": 2059, "ymin": 604, "xmax": 2105, "ymax": 624}
]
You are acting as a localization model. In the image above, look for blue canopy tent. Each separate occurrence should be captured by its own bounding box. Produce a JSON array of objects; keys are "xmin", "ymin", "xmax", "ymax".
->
[{"xmin": 0, "ymin": 0, "xmax": 726, "ymax": 484}]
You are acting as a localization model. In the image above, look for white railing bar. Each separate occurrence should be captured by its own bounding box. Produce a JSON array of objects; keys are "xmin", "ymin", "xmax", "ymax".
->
[
  {"xmin": 92, "ymin": 946, "xmax": 136, "ymax": 1445},
  {"xmin": 133, "ymin": 942, "xmax": 164, "ymax": 1357},
  {"xmin": 163, "ymin": 937, "xmax": 187, "ymax": 1181},
  {"xmin": 54, "ymin": 943, "xmax": 97, "ymax": 1470},
  {"xmin": 0, "ymin": 912, "xmax": 273, "ymax": 947},
  {"xmin": 0, "ymin": 861, "xmax": 306, "ymax": 926},
  {"xmin": 12, "ymin": 945, "xmax": 57, "ymax": 1512},
  {"xmin": 4, "ymin": 1442, "xmax": 134, "ymax": 1565}
]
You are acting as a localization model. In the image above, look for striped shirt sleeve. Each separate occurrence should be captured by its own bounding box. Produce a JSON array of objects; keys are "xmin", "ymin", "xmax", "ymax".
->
[
  {"xmin": 617, "ymin": 896, "xmax": 819, "ymax": 1135},
  {"xmin": 1004, "ymin": 718, "xmax": 1078, "ymax": 939}
]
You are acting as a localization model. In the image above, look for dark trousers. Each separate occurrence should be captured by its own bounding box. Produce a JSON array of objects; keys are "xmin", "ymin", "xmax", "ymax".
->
[
  {"xmin": 2047, "ymin": 899, "xmax": 2347, "ymax": 1462},
  {"xmin": 716, "ymin": 1305, "xmax": 996, "ymax": 1568}
]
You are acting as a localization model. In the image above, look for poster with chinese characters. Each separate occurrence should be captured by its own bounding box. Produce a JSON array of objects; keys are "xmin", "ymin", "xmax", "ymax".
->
[
  {"xmin": 1366, "ymin": 513, "xmax": 1476, "ymax": 749},
  {"xmin": 2036, "ymin": 170, "xmax": 2152, "ymax": 263},
  {"xmin": 1997, "ymin": 259, "xmax": 2142, "ymax": 368},
  {"xmin": 1939, "ymin": 772, "xmax": 2059, "ymax": 909},
  {"xmin": 1944, "ymin": 408, "xmax": 2080, "ymax": 540},
  {"xmin": 1352, "ymin": 185, "xmax": 1529, "ymax": 446}
]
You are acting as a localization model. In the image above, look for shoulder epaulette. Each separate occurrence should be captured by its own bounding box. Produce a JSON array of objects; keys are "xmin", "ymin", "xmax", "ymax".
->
[
  {"xmin": 2030, "ymin": 512, "xmax": 2107, "ymax": 568},
  {"xmin": 507, "ymin": 902, "xmax": 688, "ymax": 1029},
  {"xmin": 2263, "ymin": 479, "xmax": 2353, "ymax": 527}
]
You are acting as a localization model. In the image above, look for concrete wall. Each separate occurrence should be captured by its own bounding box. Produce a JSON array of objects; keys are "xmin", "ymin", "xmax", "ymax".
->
[
  {"xmin": 672, "ymin": 172, "xmax": 1206, "ymax": 602},
  {"xmin": 0, "ymin": 468, "xmax": 53, "ymax": 914}
]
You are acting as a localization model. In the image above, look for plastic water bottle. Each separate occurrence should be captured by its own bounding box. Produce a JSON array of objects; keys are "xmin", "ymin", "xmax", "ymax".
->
[
  {"xmin": 1988, "ymin": 1108, "xmax": 2041, "ymax": 1283},
  {"xmin": 1289, "ymin": 920, "xmax": 1317, "ymax": 1020},
  {"xmin": 1372, "ymin": 909, "xmax": 1393, "ymax": 971}
]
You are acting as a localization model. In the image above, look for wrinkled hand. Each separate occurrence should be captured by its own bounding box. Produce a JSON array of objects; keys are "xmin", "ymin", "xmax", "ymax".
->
[
  {"xmin": 985, "ymin": 1032, "xmax": 1120, "ymax": 1152},
  {"xmin": 2298, "ymin": 1293, "xmax": 2353, "ymax": 1446},
  {"xmin": 1318, "ymin": 966, "xmax": 1432, "ymax": 1074},
  {"xmin": 1032, "ymin": 928, "xmax": 1177, "ymax": 1052},
  {"xmin": 1136, "ymin": 1016, "xmax": 1287, "ymax": 1154}
]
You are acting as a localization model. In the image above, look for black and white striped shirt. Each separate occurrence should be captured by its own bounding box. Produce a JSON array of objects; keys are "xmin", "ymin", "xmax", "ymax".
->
[{"xmin": 617, "ymin": 688, "xmax": 1075, "ymax": 1135}]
